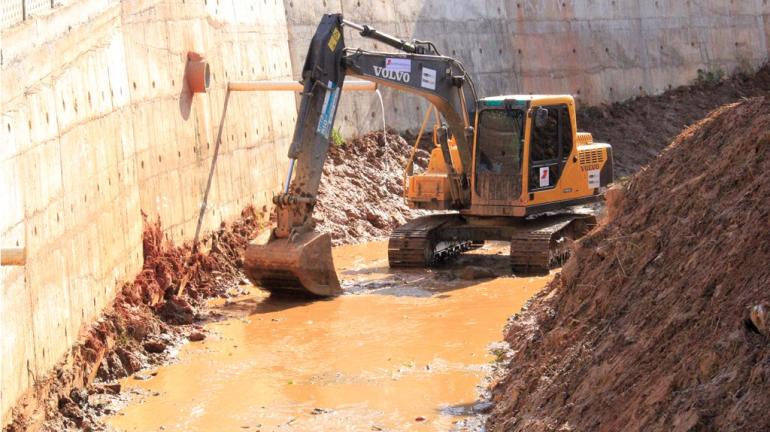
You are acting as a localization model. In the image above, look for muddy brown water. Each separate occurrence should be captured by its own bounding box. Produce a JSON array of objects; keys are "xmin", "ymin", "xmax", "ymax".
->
[{"xmin": 105, "ymin": 241, "xmax": 552, "ymax": 431}]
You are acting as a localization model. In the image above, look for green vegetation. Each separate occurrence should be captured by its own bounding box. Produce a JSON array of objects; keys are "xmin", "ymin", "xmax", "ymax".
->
[
  {"xmin": 331, "ymin": 128, "xmax": 345, "ymax": 147},
  {"xmin": 696, "ymin": 67, "xmax": 725, "ymax": 83}
]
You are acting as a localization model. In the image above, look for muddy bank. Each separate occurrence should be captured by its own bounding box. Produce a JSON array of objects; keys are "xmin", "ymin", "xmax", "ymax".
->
[
  {"xmin": 5, "ymin": 208, "xmax": 265, "ymax": 431},
  {"xmin": 314, "ymin": 131, "xmax": 429, "ymax": 246},
  {"xmin": 488, "ymin": 97, "xmax": 770, "ymax": 431},
  {"xmin": 579, "ymin": 63, "xmax": 770, "ymax": 177}
]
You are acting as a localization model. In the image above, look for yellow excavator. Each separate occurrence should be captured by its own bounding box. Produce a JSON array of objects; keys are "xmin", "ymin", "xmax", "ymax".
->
[{"xmin": 244, "ymin": 14, "xmax": 613, "ymax": 296}]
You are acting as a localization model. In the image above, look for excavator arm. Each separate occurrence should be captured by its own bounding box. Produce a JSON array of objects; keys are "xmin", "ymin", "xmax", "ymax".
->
[{"xmin": 244, "ymin": 13, "xmax": 477, "ymax": 296}]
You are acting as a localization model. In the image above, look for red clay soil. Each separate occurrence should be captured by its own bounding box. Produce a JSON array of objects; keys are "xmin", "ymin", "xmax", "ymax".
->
[
  {"xmin": 314, "ymin": 130, "xmax": 429, "ymax": 245},
  {"xmin": 579, "ymin": 63, "xmax": 770, "ymax": 177},
  {"xmin": 487, "ymin": 97, "xmax": 770, "ymax": 431},
  {"xmin": 5, "ymin": 207, "xmax": 264, "ymax": 431}
]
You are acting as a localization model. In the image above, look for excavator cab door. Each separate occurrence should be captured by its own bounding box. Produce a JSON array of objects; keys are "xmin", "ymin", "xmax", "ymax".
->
[
  {"xmin": 473, "ymin": 107, "xmax": 525, "ymax": 203},
  {"xmin": 527, "ymin": 104, "xmax": 572, "ymax": 193}
]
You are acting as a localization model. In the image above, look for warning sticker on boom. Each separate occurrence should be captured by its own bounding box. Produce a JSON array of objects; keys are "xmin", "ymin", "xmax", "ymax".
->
[
  {"xmin": 421, "ymin": 67, "xmax": 436, "ymax": 90},
  {"xmin": 317, "ymin": 81, "xmax": 339, "ymax": 139},
  {"xmin": 385, "ymin": 58, "xmax": 411, "ymax": 72},
  {"xmin": 328, "ymin": 27, "xmax": 341, "ymax": 52}
]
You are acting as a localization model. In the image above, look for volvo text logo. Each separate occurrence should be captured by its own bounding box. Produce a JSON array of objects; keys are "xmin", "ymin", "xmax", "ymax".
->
[{"xmin": 373, "ymin": 66, "xmax": 411, "ymax": 83}]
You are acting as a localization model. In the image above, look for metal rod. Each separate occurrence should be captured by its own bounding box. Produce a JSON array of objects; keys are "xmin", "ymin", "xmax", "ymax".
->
[
  {"xmin": 228, "ymin": 80, "xmax": 376, "ymax": 92},
  {"xmin": 284, "ymin": 159, "xmax": 296, "ymax": 194},
  {"xmin": 193, "ymin": 88, "xmax": 231, "ymax": 250},
  {"xmin": 342, "ymin": 19, "xmax": 364, "ymax": 32}
]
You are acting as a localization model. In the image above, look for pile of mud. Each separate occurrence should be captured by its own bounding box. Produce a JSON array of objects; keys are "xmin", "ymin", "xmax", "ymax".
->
[
  {"xmin": 488, "ymin": 97, "xmax": 770, "ymax": 431},
  {"xmin": 314, "ymin": 130, "xmax": 429, "ymax": 245},
  {"xmin": 6, "ymin": 208, "xmax": 264, "ymax": 431},
  {"xmin": 580, "ymin": 63, "xmax": 770, "ymax": 177}
]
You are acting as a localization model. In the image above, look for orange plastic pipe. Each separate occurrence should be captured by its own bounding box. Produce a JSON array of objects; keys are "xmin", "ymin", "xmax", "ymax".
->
[{"xmin": 227, "ymin": 80, "xmax": 376, "ymax": 92}]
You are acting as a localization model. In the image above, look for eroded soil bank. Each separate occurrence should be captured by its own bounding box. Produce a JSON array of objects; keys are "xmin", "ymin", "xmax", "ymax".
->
[
  {"xmin": 487, "ymin": 97, "xmax": 770, "ymax": 431},
  {"xmin": 578, "ymin": 63, "xmax": 770, "ymax": 177},
  {"xmin": 104, "ymin": 242, "xmax": 552, "ymax": 431}
]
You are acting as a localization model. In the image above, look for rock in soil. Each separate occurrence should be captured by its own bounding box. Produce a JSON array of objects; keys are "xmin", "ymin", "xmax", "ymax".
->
[
  {"xmin": 748, "ymin": 303, "xmax": 770, "ymax": 337},
  {"xmin": 143, "ymin": 341, "xmax": 167, "ymax": 353},
  {"xmin": 458, "ymin": 265, "xmax": 497, "ymax": 280},
  {"xmin": 159, "ymin": 296, "xmax": 196, "ymax": 325},
  {"xmin": 188, "ymin": 331, "xmax": 206, "ymax": 342}
]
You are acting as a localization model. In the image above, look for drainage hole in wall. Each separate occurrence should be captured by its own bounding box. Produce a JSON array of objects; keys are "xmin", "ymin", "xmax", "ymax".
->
[
  {"xmin": 159, "ymin": 155, "xmax": 162, "ymax": 162},
  {"xmin": 141, "ymin": 160, "xmax": 144, "ymax": 169},
  {"xmin": 133, "ymin": 82, "xmax": 137, "ymax": 90},
  {"xmin": 88, "ymin": 92, "xmax": 92, "ymax": 106}
]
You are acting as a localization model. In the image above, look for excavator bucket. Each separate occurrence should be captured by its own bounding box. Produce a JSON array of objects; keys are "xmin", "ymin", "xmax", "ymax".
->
[{"xmin": 243, "ymin": 230, "xmax": 342, "ymax": 297}]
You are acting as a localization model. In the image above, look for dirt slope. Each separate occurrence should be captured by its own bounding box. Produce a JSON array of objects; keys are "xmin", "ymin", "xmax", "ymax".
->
[
  {"xmin": 488, "ymin": 97, "xmax": 770, "ymax": 431},
  {"xmin": 314, "ymin": 131, "xmax": 429, "ymax": 245},
  {"xmin": 579, "ymin": 64, "xmax": 770, "ymax": 177}
]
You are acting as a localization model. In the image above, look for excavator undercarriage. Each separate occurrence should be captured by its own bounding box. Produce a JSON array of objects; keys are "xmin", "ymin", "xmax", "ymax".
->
[{"xmin": 388, "ymin": 212, "xmax": 596, "ymax": 273}]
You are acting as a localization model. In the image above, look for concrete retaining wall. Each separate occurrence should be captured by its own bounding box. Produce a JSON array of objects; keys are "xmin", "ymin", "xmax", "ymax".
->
[
  {"xmin": 0, "ymin": 0, "xmax": 296, "ymax": 423},
  {"xmin": 2, "ymin": 0, "xmax": 769, "ymax": 425},
  {"xmin": 285, "ymin": 0, "xmax": 770, "ymax": 135}
]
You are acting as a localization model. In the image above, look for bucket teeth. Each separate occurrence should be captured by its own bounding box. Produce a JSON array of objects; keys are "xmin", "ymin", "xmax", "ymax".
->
[{"xmin": 244, "ymin": 230, "xmax": 342, "ymax": 297}]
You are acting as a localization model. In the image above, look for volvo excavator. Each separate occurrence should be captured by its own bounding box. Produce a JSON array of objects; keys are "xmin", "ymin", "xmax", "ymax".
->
[{"xmin": 243, "ymin": 14, "xmax": 613, "ymax": 296}]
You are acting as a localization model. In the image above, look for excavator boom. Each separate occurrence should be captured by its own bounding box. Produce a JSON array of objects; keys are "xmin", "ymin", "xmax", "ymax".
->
[{"xmin": 244, "ymin": 14, "xmax": 475, "ymax": 296}]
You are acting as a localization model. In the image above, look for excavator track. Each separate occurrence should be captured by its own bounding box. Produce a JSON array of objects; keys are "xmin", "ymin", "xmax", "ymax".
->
[
  {"xmin": 510, "ymin": 214, "xmax": 596, "ymax": 274},
  {"xmin": 388, "ymin": 214, "xmax": 469, "ymax": 267}
]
